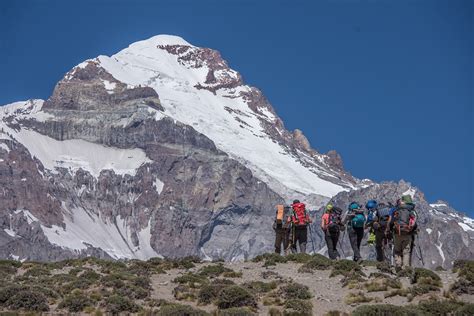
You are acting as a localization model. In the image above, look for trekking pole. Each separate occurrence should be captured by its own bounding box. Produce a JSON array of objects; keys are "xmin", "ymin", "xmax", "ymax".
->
[
  {"xmin": 339, "ymin": 228, "xmax": 346, "ymax": 258},
  {"xmin": 308, "ymin": 224, "xmax": 316, "ymax": 254}
]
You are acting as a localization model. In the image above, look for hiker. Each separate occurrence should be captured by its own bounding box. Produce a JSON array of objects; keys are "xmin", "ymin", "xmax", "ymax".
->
[
  {"xmin": 273, "ymin": 204, "xmax": 291, "ymax": 255},
  {"xmin": 365, "ymin": 200, "xmax": 378, "ymax": 248},
  {"xmin": 289, "ymin": 200, "xmax": 311, "ymax": 253},
  {"xmin": 321, "ymin": 203, "xmax": 343, "ymax": 260},
  {"xmin": 392, "ymin": 195, "xmax": 418, "ymax": 270},
  {"xmin": 343, "ymin": 201, "xmax": 366, "ymax": 262},
  {"xmin": 372, "ymin": 202, "xmax": 393, "ymax": 262}
]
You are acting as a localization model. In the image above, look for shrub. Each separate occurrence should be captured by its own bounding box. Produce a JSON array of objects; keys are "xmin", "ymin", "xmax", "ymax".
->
[
  {"xmin": 198, "ymin": 264, "xmax": 232, "ymax": 277},
  {"xmin": 376, "ymin": 261, "xmax": 393, "ymax": 274},
  {"xmin": 450, "ymin": 278, "xmax": 474, "ymax": 295},
  {"xmin": 173, "ymin": 284, "xmax": 196, "ymax": 301},
  {"xmin": 6, "ymin": 289, "xmax": 49, "ymax": 311},
  {"xmin": 24, "ymin": 265, "xmax": 51, "ymax": 277},
  {"xmin": 330, "ymin": 259, "xmax": 362, "ymax": 277},
  {"xmin": 268, "ymin": 307, "xmax": 283, "ymax": 316},
  {"xmin": 81, "ymin": 269, "xmax": 101, "ymax": 281},
  {"xmin": 298, "ymin": 254, "xmax": 332, "ymax": 273},
  {"xmin": 219, "ymin": 307, "xmax": 257, "ymax": 315},
  {"xmin": 352, "ymin": 304, "xmax": 411, "ymax": 316},
  {"xmin": 198, "ymin": 279, "xmax": 235, "ymax": 304},
  {"xmin": 253, "ymin": 253, "xmax": 287, "ymax": 267},
  {"xmin": 412, "ymin": 268, "xmax": 441, "ymax": 287},
  {"xmin": 280, "ymin": 283, "xmax": 312, "ymax": 300},
  {"xmin": 283, "ymin": 299, "xmax": 313, "ymax": 316},
  {"xmin": 454, "ymin": 304, "xmax": 474, "ymax": 315},
  {"xmin": 243, "ymin": 281, "xmax": 277, "ymax": 294},
  {"xmin": 222, "ymin": 271, "xmax": 243, "ymax": 278},
  {"xmin": 365, "ymin": 279, "xmax": 388, "ymax": 292},
  {"xmin": 58, "ymin": 291, "xmax": 94, "ymax": 312},
  {"xmin": 173, "ymin": 273, "xmax": 208, "ymax": 288},
  {"xmin": 285, "ymin": 253, "xmax": 313, "ymax": 263},
  {"xmin": 104, "ymin": 294, "xmax": 140, "ymax": 313},
  {"xmin": 217, "ymin": 285, "xmax": 257, "ymax": 309},
  {"xmin": 115, "ymin": 283, "xmax": 149, "ymax": 299},
  {"xmin": 416, "ymin": 299, "xmax": 465, "ymax": 315},
  {"xmin": 156, "ymin": 303, "xmax": 209, "ymax": 315},
  {"xmin": 345, "ymin": 292, "xmax": 373, "ymax": 305}
]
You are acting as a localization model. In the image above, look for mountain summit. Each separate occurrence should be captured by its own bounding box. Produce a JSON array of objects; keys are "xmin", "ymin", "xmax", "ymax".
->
[{"xmin": 0, "ymin": 35, "xmax": 472, "ymax": 266}]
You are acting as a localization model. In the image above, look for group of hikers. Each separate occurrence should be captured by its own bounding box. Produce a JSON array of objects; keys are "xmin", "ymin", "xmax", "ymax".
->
[{"xmin": 273, "ymin": 195, "xmax": 420, "ymax": 270}]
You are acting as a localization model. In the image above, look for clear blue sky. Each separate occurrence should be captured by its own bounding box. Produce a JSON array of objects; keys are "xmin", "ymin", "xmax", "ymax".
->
[{"xmin": 1, "ymin": 0, "xmax": 472, "ymax": 215}]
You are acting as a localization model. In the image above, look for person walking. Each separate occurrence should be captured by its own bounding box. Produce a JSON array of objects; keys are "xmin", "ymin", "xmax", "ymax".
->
[
  {"xmin": 392, "ymin": 195, "xmax": 417, "ymax": 271},
  {"xmin": 273, "ymin": 204, "xmax": 291, "ymax": 255},
  {"xmin": 321, "ymin": 203, "xmax": 343, "ymax": 260},
  {"xmin": 289, "ymin": 200, "xmax": 311, "ymax": 253},
  {"xmin": 372, "ymin": 202, "xmax": 393, "ymax": 262},
  {"xmin": 344, "ymin": 202, "xmax": 366, "ymax": 262}
]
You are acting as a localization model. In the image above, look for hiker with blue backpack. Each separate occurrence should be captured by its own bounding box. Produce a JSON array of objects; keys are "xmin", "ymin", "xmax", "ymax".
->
[
  {"xmin": 371, "ymin": 202, "xmax": 394, "ymax": 262},
  {"xmin": 343, "ymin": 202, "xmax": 366, "ymax": 262}
]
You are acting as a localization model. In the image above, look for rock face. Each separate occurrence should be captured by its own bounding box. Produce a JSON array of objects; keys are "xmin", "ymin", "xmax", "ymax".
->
[{"xmin": 0, "ymin": 35, "xmax": 472, "ymax": 267}]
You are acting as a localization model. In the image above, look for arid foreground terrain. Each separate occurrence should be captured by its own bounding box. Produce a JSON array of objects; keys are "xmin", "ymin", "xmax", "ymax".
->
[{"xmin": 0, "ymin": 254, "xmax": 473, "ymax": 315}]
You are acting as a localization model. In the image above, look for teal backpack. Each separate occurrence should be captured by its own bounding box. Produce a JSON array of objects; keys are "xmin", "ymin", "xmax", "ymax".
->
[{"xmin": 352, "ymin": 213, "xmax": 366, "ymax": 228}]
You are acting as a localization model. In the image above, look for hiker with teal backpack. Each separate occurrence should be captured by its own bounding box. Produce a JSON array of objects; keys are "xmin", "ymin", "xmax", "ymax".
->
[
  {"xmin": 343, "ymin": 202, "xmax": 366, "ymax": 262},
  {"xmin": 392, "ymin": 195, "xmax": 418, "ymax": 270}
]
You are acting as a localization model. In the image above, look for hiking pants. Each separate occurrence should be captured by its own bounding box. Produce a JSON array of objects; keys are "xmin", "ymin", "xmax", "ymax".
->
[
  {"xmin": 291, "ymin": 226, "xmax": 308, "ymax": 253},
  {"xmin": 324, "ymin": 230, "xmax": 340, "ymax": 260},
  {"xmin": 274, "ymin": 227, "xmax": 289, "ymax": 255},
  {"xmin": 375, "ymin": 229, "xmax": 389, "ymax": 262},
  {"xmin": 348, "ymin": 226, "xmax": 364, "ymax": 261},
  {"xmin": 394, "ymin": 233, "xmax": 412, "ymax": 268}
]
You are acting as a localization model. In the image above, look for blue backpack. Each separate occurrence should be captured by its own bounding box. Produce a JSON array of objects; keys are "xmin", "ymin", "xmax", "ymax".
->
[{"xmin": 352, "ymin": 213, "xmax": 366, "ymax": 228}]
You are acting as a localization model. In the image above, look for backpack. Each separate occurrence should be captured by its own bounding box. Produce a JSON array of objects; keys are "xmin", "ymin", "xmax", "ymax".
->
[
  {"xmin": 327, "ymin": 208, "xmax": 342, "ymax": 234},
  {"xmin": 351, "ymin": 213, "xmax": 366, "ymax": 228},
  {"xmin": 291, "ymin": 202, "xmax": 308, "ymax": 226},
  {"xmin": 394, "ymin": 204, "xmax": 416, "ymax": 234},
  {"xmin": 276, "ymin": 205, "xmax": 285, "ymax": 224},
  {"xmin": 377, "ymin": 207, "xmax": 391, "ymax": 229}
]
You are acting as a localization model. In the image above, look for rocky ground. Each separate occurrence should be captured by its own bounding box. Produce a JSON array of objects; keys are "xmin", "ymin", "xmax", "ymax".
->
[{"xmin": 0, "ymin": 254, "xmax": 473, "ymax": 315}]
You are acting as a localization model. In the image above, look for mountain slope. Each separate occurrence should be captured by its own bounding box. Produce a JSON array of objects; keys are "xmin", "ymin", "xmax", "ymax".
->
[{"xmin": 0, "ymin": 35, "xmax": 472, "ymax": 267}]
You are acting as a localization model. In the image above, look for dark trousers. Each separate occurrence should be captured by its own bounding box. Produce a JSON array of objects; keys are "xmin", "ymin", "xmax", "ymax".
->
[
  {"xmin": 348, "ymin": 226, "xmax": 364, "ymax": 261},
  {"xmin": 291, "ymin": 226, "xmax": 308, "ymax": 253},
  {"xmin": 275, "ymin": 228, "xmax": 289, "ymax": 254},
  {"xmin": 375, "ymin": 229, "xmax": 390, "ymax": 262},
  {"xmin": 324, "ymin": 230, "xmax": 340, "ymax": 259}
]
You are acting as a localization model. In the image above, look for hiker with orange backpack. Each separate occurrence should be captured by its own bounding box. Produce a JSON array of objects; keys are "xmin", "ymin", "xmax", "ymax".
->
[
  {"xmin": 321, "ymin": 203, "xmax": 344, "ymax": 260},
  {"xmin": 273, "ymin": 205, "xmax": 291, "ymax": 255},
  {"xmin": 392, "ymin": 195, "xmax": 418, "ymax": 270},
  {"xmin": 289, "ymin": 200, "xmax": 312, "ymax": 253}
]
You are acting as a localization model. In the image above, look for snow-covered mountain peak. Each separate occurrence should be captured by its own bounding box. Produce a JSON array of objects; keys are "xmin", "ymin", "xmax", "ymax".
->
[{"xmin": 129, "ymin": 34, "xmax": 194, "ymax": 49}]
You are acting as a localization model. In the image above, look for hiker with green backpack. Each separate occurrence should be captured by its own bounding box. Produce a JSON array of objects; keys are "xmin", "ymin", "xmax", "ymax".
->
[
  {"xmin": 392, "ymin": 195, "xmax": 418, "ymax": 270},
  {"xmin": 343, "ymin": 202, "xmax": 366, "ymax": 262}
]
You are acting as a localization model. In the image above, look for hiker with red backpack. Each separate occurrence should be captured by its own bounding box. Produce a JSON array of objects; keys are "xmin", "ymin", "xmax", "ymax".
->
[
  {"xmin": 392, "ymin": 195, "xmax": 418, "ymax": 270},
  {"xmin": 273, "ymin": 205, "xmax": 291, "ymax": 255},
  {"xmin": 289, "ymin": 200, "xmax": 312, "ymax": 253},
  {"xmin": 343, "ymin": 202, "xmax": 366, "ymax": 262},
  {"xmin": 321, "ymin": 203, "xmax": 344, "ymax": 260}
]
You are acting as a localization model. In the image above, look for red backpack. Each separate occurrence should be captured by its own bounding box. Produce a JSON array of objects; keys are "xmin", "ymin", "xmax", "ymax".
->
[{"xmin": 291, "ymin": 202, "xmax": 309, "ymax": 226}]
